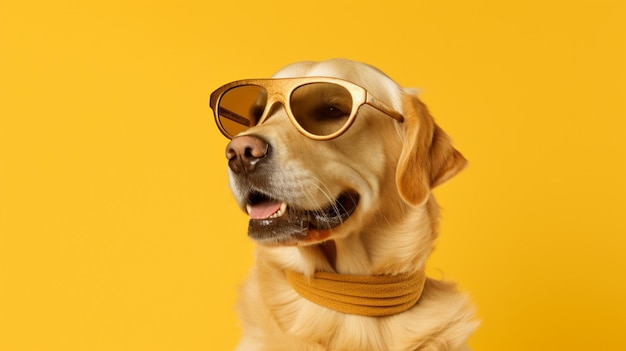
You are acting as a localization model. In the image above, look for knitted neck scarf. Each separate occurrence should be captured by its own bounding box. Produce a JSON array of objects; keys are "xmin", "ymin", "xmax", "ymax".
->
[{"xmin": 284, "ymin": 269, "xmax": 426, "ymax": 317}]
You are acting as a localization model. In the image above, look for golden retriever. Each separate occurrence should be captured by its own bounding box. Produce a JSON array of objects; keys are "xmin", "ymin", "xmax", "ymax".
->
[{"xmin": 212, "ymin": 58, "xmax": 477, "ymax": 350}]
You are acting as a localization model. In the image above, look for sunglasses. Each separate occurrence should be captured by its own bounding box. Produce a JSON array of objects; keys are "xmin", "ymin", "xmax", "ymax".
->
[{"xmin": 209, "ymin": 77, "xmax": 404, "ymax": 140}]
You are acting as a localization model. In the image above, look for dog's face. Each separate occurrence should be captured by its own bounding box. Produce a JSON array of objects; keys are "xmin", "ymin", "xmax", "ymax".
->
[{"xmin": 223, "ymin": 59, "xmax": 466, "ymax": 247}]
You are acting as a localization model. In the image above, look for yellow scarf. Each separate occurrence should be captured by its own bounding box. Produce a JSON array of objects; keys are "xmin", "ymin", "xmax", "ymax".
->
[{"xmin": 284, "ymin": 269, "xmax": 426, "ymax": 317}]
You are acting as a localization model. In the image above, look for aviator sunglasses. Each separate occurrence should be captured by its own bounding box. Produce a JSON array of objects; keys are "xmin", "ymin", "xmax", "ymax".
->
[{"xmin": 209, "ymin": 77, "xmax": 404, "ymax": 140}]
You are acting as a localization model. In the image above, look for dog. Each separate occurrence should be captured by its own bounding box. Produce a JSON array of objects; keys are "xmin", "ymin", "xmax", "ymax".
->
[{"xmin": 210, "ymin": 58, "xmax": 477, "ymax": 350}]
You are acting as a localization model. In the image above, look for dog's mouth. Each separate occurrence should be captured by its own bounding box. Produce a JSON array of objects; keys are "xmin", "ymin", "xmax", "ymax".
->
[{"xmin": 244, "ymin": 191, "xmax": 359, "ymax": 245}]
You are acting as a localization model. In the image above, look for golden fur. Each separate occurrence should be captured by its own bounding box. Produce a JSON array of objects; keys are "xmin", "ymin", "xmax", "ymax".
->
[{"xmin": 227, "ymin": 59, "xmax": 477, "ymax": 350}]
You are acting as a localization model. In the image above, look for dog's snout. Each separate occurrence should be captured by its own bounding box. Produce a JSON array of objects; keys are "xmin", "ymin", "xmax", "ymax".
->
[{"xmin": 225, "ymin": 135, "xmax": 271, "ymax": 174}]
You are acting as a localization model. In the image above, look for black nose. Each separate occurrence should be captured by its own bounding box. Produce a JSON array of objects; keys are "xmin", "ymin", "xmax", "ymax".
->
[{"xmin": 225, "ymin": 135, "xmax": 271, "ymax": 174}]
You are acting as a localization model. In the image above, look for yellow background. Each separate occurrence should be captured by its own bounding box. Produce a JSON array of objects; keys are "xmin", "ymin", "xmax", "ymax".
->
[{"xmin": 1, "ymin": 0, "xmax": 624, "ymax": 350}]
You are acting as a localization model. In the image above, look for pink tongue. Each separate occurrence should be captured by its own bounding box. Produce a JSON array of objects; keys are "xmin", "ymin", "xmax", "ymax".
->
[{"xmin": 249, "ymin": 201, "xmax": 282, "ymax": 220}]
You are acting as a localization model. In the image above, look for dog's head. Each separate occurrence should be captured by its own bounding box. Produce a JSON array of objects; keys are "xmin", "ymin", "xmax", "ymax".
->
[{"xmin": 215, "ymin": 59, "xmax": 466, "ymax": 247}]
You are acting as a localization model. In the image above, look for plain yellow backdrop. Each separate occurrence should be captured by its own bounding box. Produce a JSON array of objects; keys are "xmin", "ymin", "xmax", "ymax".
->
[{"xmin": 1, "ymin": 0, "xmax": 624, "ymax": 350}]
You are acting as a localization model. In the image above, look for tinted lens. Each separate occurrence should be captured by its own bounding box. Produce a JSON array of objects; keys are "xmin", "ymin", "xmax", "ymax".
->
[
  {"xmin": 217, "ymin": 85, "xmax": 267, "ymax": 137},
  {"xmin": 290, "ymin": 83, "xmax": 353, "ymax": 136}
]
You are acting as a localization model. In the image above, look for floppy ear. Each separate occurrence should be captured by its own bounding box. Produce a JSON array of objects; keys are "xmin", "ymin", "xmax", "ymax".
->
[{"xmin": 396, "ymin": 92, "xmax": 467, "ymax": 206}]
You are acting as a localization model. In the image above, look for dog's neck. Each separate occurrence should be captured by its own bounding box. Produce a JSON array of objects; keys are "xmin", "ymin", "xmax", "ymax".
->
[
  {"xmin": 295, "ymin": 196, "xmax": 441, "ymax": 277},
  {"xmin": 279, "ymin": 198, "xmax": 438, "ymax": 317}
]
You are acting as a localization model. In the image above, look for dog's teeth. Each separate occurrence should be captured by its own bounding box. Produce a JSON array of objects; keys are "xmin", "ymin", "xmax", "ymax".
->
[
  {"xmin": 246, "ymin": 204, "xmax": 253, "ymax": 216},
  {"xmin": 269, "ymin": 202, "xmax": 287, "ymax": 219}
]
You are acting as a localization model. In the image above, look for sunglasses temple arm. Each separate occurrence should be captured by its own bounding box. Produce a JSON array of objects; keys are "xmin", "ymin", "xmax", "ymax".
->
[
  {"xmin": 366, "ymin": 94, "xmax": 404, "ymax": 122},
  {"xmin": 216, "ymin": 107, "xmax": 251, "ymax": 127}
]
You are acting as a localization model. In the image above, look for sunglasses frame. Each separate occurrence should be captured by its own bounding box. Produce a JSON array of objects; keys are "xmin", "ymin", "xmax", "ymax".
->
[{"xmin": 209, "ymin": 77, "xmax": 404, "ymax": 140}]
